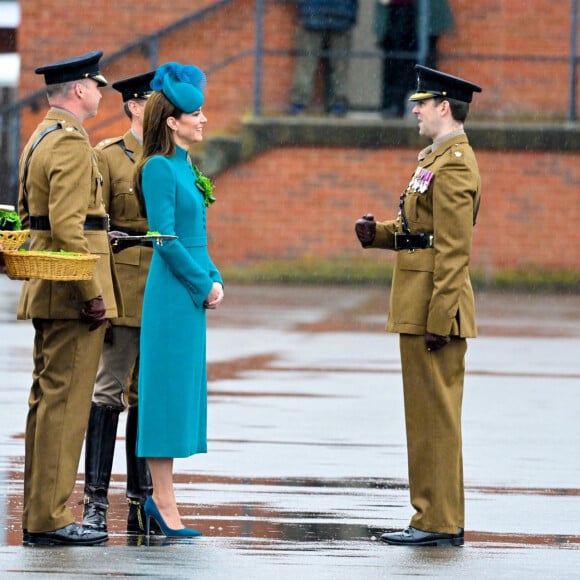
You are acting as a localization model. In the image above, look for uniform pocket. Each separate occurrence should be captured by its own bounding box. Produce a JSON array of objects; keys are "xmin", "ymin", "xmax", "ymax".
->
[
  {"xmin": 110, "ymin": 179, "xmax": 142, "ymax": 221},
  {"xmin": 398, "ymin": 248, "xmax": 434, "ymax": 272},
  {"xmin": 390, "ymin": 249, "xmax": 435, "ymax": 331},
  {"xmin": 114, "ymin": 246, "xmax": 141, "ymax": 267}
]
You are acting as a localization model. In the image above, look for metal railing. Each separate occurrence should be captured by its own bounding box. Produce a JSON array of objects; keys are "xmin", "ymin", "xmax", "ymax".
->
[
  {"xmin": 1, "ymin": 0, "xmax": 578, "ymax": 204},
  {"xmin": 254, "ymin": 0, "xmax": 579, "ymax": 120},
  {"xmin": 0, "ymin": 0, "xmax": 238, "ymax": 203}
]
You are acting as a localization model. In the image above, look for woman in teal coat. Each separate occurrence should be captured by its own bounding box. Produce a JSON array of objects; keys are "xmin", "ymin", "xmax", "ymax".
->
[{"xmin": 134, "ymin": 63, "xmax": 224, "ymax": 537}]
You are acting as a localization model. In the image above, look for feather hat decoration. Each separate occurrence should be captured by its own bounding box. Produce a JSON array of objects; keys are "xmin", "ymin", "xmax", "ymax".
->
[{"xmin": 151, "ymin": 62, "xmax": 206, "ymax": 113}]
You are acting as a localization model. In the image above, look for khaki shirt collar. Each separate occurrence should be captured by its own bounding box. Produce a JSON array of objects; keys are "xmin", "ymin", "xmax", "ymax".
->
[
  {"xmin": 46, "ymin": 107, "xmax": 88, "ymax": 138},
  {"xmin": 418, "ymin": 128, "xmax": 465, "ymax": 161}
]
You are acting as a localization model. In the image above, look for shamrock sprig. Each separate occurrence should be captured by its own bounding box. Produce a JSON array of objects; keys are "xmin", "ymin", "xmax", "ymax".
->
[
  {"xmin": 0, "ymin": 209, "xmax": 22, "ymax": 230},
  {"xmin": 193, "ymin": 165, "xmax": 216, "ymax": 208}
]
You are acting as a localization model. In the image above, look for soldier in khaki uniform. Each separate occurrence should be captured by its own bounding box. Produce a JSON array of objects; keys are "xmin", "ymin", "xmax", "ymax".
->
[
  {"xmin": 81, "ymin": 71, "xmax": 156, "ymax": 535},
  {"xmin": 17, "ymin": 51, "xmax": 122, "ymax": 546},
  {"xmin": 355, "ymin": 65, "xmax": 482, "ymax": 547}
]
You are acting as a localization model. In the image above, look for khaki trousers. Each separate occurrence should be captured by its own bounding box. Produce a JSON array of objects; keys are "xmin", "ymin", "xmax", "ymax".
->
[
  {"xmin": 290, "ymin": 26, "xmax": 352, "ymax": 107},
  {"xmin": 92, "ymin": 325, "xmax": 140, "ymax": 409},
  {"xmin": 399, "ymin": 333, "xmax": 467, "ymax": 535},
  {"xmin": 23, "ymin": 319, "xmax": 106, "ymax": 533}
]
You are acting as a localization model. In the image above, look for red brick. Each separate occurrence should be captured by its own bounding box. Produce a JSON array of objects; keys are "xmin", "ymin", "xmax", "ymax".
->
[{"xmin": 17, "ymin": 0, "xmax": 580, "ymax": 271}]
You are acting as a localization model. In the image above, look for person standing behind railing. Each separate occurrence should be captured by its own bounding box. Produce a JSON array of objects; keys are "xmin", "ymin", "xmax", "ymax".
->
[
  {"xmin": 289, "ymin": 0, "xmax": 359, "ymax": 116},
  {"xmin": 374, "ymin": 0, "xmax": 453, "ymax": 117}
]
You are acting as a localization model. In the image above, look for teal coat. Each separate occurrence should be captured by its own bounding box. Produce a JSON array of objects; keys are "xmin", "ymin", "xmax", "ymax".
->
[{"xmin": 137, "ymin": 145, "xmax": 222, "ymax": 458}]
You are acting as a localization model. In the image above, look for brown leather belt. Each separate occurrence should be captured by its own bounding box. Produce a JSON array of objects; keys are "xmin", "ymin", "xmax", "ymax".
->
[
  {"xmin": 394, "ymin": 232, "xmax": 434, "ymax": 250},
  {"xmin": 30, "ymin": 215, "xmax": 109, "ymax": 231}
]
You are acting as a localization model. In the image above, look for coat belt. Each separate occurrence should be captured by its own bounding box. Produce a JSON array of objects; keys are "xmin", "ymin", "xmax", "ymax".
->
[{"xmin": 394, "ymin": 232, "xmax": 434, "ymax": 251}]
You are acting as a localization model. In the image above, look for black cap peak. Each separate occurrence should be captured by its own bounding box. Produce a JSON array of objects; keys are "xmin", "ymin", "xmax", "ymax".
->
[
  {"xmin": 35, "ymin": 50, "xmax": 107, "ymax": 87},
  {"xmin": 410, "ymin": 65, "xmax": 482, "ymax": 103}
]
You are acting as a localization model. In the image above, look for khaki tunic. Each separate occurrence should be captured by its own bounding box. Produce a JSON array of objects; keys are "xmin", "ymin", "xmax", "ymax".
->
[
  {"xmin": 91, "ymin": 131, "xmax": 152, "ymax": 409},
  {"xmin": 16, "ymin": 107, "xmax": 121, "ymax": 533},
  {"xmin": 95, "ymin": 131, "xmax": 151, "ymax": 327},
  {"xmin": 367, "ymin": 132, "xmax": 480, "ymax": 535},
  {"xmin": 17, "ymin": 108, "xmax": 122, "ymax": 319},
  {"xmin": 370, "ymin": 133, "xmax": 480, "ymax": 338}
]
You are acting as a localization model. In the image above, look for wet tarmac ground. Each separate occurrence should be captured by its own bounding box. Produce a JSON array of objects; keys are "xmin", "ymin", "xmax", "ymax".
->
[{"xmin": 0, "ymin": 276, "xmax": 579, "ymax": 578}]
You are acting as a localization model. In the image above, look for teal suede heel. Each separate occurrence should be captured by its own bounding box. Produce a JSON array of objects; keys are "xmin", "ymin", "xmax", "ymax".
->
[{"xmin": 144, "ymin": 496, "xmax": 202, "ymax": 537}]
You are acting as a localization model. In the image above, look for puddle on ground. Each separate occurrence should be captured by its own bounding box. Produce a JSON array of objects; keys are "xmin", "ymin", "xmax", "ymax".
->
[{"xmin": 3, "ymin": 467, "xmax": 579, "ymax": 549}]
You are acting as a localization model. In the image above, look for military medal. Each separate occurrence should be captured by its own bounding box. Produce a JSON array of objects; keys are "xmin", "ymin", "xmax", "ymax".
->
[{"xmin": 409, "ymin": 167, "xmax": 434, "ymax": 193}]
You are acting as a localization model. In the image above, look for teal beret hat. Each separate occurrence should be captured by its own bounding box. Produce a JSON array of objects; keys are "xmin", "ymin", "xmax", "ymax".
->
[{"xmin": 150, "ymin": 62, "xmax": 206, "ymax": 113}]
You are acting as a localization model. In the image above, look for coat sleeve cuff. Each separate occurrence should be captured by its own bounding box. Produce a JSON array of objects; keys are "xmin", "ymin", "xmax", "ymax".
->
[{"xmin": 368, "ymin": 222, "xmax": 397, "ymax": 250}]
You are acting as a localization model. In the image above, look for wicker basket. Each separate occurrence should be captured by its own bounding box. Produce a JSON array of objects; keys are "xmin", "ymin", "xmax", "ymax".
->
[
  {"xmin": 0, "ymin": 229, "xmax": 30, "ymax": 251},
  {"xmin": 3, "ymin": 250, "xmax": 100, "ymax": 281}
]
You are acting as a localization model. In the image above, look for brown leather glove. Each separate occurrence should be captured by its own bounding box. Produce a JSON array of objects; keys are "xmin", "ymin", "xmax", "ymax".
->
[
  {"xmin": 355, "ymin": 214, "xmax": 376, "ymax": 247},
  {"xmin": 425, "ymin": 332, "xmax": 451, "ymax": 352},
  {"xmin": 80, "ymin": 295, "xmax": 107, "ymax": 331}
]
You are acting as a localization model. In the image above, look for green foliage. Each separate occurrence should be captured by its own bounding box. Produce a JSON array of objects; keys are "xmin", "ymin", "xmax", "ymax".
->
[
  {"xmin": 193, "ymin": 165, "xmax": 216, "ymax": 207},
  {"xmin": 471, "ymin": 267, "xmax": 580, "ymax": 293},
  {"xmin": 221, "ymin": 256, "xmax": 392, "ymax": 286},
  {"xmin": 222, "ymin": 258, "xmax": 580, "ymax": 293},
  {"xmin": 17, "ymin": 249, "xmax": 86, "ymax": 257},
  {"xmin": 0, "ymin": 209, "xmax": 22, "ymax": 231}
]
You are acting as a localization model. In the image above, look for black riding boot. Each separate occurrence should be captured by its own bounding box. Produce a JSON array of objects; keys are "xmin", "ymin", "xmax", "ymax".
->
[
  {"xmin": 82, "ymin": 402, "xmax": 120, "ymax": 532},
  {"xmin": 126, "ymin": 405, "xmax": 155, "ymax": 534}
]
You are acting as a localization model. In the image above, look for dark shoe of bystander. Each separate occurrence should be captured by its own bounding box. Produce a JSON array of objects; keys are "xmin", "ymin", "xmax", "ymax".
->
[
  {"xmin": 329, "ymin": 102, "xmax": 347, "ymax": 117},
  {"xmin": 289, "ymin": 103, "xmax": 305, "ymax": 115}
]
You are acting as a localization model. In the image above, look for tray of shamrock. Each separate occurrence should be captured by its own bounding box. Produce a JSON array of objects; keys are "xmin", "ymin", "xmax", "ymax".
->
[{"xmin": 119, "ymin": 234, "xmax": 178, "ymax": 241}]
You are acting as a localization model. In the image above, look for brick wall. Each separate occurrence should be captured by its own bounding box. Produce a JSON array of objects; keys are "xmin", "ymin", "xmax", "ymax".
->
[
  {"xmin": 437, "ymin": 0, "xmax": 575, "ymax": 121},
  {"xmin": 17, "ymin": 0, "xmax": 580, "ymax": 271},
  {"xmin": 19, "ymin": 0, "xmax": 296, "ymax": 140},
  {"xmin": 207, "ymin": 146, "xmax": 580, "ymax": 271},
  {"xmin": 19, "ymin": 1, "xmax": 578, "ymax": 132}
]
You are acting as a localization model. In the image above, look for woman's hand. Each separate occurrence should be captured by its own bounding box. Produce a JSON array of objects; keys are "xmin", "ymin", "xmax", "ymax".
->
[{"xmin": 204, "ymin": 282, "xmax": 224, "ymax": 309}]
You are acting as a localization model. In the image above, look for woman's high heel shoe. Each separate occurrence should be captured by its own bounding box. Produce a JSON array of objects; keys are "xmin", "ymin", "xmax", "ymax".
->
[{"xmin": 144, "ymin": 496, "xmax": 202, "ymax": 537}]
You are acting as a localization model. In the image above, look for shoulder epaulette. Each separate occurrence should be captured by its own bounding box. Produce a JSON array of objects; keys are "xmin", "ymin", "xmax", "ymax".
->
[
  {"xmin": 56, "ymin": 118, "xmax": 82, "ymax": 134},
  {"xmin": 95, "ymin": 136, "xmax": 124, "ymax": 150}
]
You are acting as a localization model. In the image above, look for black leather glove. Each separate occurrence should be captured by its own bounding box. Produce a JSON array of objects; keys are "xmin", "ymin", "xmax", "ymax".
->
[
  {"xmin": 425, "ymin": 332, "xmax": 451, "ymax": 352},
  {"xmin": 104, "ymin": 320, "xmax": 114, "ymax": 344},
  {"xmin": 80, "ymin": 295, "xmax": 107, "ymax": 331},
  {"xmin": 355, "ymin": 213, "xmax": 376, "ymax": 247},
  {"xmin": 108, "ymin": 230, "xmax": 130, "ymax": 254}
]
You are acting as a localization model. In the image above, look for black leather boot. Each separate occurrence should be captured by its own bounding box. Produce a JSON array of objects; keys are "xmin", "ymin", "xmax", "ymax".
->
[
  {"xmin": 126, "ymin": 405, "xmax": 156, "ymax": 534},
  {"xmin": 82, "ymin": 403, "xmax": 120, "ymax": 532}
]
